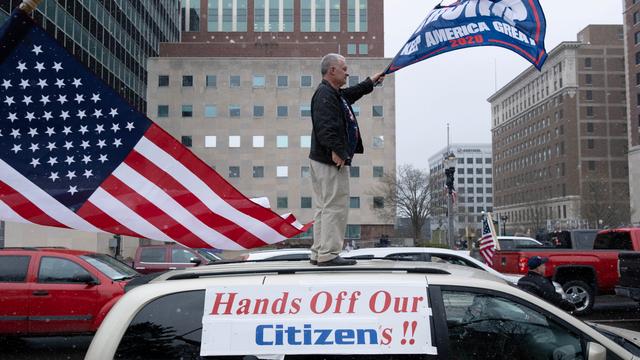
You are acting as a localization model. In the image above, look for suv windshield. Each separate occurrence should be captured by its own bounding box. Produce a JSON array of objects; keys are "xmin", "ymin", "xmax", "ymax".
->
[
  {"xmin": 81, "ymin": 254, "xmax": 139, "ymax": 280},
  {"xmin": 196, "ymin": 249, "xmax": 222, "ymax": 262}
]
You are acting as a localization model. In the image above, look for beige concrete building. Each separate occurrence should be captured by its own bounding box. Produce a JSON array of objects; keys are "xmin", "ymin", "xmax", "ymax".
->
[
  {"xmin": 623, "ymin": 0, "xmax": 640, "ymax": 225},
  {"xmin": 489, "ymin": 25, "xmax": 629, "ymax": 236},
  {"xmin": 147, "ymin": 57, "xmax": 396, "ymax": 245}
]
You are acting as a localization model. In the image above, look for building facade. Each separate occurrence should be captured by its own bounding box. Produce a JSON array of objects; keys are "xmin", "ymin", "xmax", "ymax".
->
[
  {"xmin": 148, "ymin": 0, "xmax": 395, "ymax": 246},
  {"xmin": 623, "ymin": 0, "xmax": 640, "ymax": 225},
  {"xmin": 428, "ymin": 144, "xmax": 493, "ymax": 243},
  {"xmin": 489, "ymin": 25, "xmax": 628, "ymax": 236},
  {"xmin": 0, "ymin": 1, "xmax": 180, "ymax": 256}
]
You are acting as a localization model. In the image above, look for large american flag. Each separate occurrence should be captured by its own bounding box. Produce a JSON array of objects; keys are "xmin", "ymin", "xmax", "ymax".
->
[
  {"xmin": 0, "ymin": 9, "xmax": 308, "ymax": 250},
  {"xmin": 479, "ymin": 213, "xmax": 497, "ymax": 266}
]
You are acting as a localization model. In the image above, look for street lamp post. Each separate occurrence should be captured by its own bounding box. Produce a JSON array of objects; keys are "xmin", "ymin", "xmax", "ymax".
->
[
  {"xmin": 444, "ymin": 153, "xmax": 456, "ymax": 249},
  {"xmin": 500, "ymin": 215, "xmax": 509, "ymax": 236}
]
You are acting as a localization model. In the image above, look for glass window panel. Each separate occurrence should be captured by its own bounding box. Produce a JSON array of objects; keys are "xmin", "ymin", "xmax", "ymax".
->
[
  {"xmin": 182, "ymin": 75, "xmax": 193, "ymax": 87},
  {"xmin": 254, "ymin": 105, "xmax": 264, "ymax": 117},
  {"xmin": 373, "ymin": 166, "xmax": 383, "ymax": 177},
  {"xmin": 229, "ymin": 135, "xmax": 241, "ymax": 148},
  {"xmin": 276, "ymin": 135, "xmax": 288, "ymax": 148},
  {"xmin": 359, "ymin": 43, "xmax": 368, "ymax": 55},
  {"xmin": 277, "ymin": 196, "xmax": 288, "ymax": 208},
  {"xmin": 229, "ymin": 166, "xmax": 240, "ymax": 178},
  {"xmin": 372, "ymin": 135, "xmax": 384, "ymax": 148},
  {"xmin": 277, "ymin": 166, "xmax": 288, "ymax": 178},
  {"xmin": 206, "ymin": 75, "xmax": 217, "ymax": 87},
  {"xmin": 300, "ymin": 135, "xmax": 311, "ymax": 148},
  {"xmin": 349, "ymin": 196, "xmax": 360, "ymax": 208},
  {"xmin": 229, "ymin": 105, "xmax": 241, "ymax": 117},
  {"xmin": 205, "ymin": 136, "xmax": 217, "ymax": 148},
  {"xmin": 181, "ymin": 104, "xmax": 193, "ymax": 117},
  {"xmin": 253, "ymin": 166, "xmax": 264, "ymax": 178},
  {"xmin": 301, "ymin": 197, "xmax": 312, "ymax": 209},
  {"xmin": 350, "ymin": 166, "xmax": 360, "ymax": 177},
  {"xmin": 230, "ymin": 75, "xmax": 241, "ymax": 87},
  {"xmin": 158, "ymin": 75, "xmax": 169, "ymax": 86},
  {"xmin": 301, "ymin": 166, "xmax": 310, "ymax": 178},
  {"xmin": 253, "ymin": 136, "xmax": 265, "ymax": 148},
  {"xmin": 300, "ymin": 75, "xmax": 312, "ymax": 87},
  {"xmin": 157, "ymin": 105, "xmax": 169, "ymax": 117},
  {"xmin": 277, "ymin": 75, "xmax": 288, "ymax": 87},
  {"xmin": 372, "ymin": 105, "xmax": 383, "ymax": 117},
  {"xmin": 181, "ymin": 136, "xmax": 192, "ymax": 147},
  {"xmin": 253, "ymin": 75, "xmax": 266, "ymax": 88},
  {"xmin": 277, "ymin": 106, "xmax": 288, "ymax": 117},
  {"xmin": 204, "ymin": 105, "xmax": 217, "ymax": 118},
  {"xmin": 300, "ymin": 105, "xmax": 311, "ymax": 117}
]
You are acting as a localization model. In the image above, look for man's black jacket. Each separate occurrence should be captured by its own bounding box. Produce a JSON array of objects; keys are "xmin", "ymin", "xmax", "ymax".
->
[
  {"xmin": 309, "ymin": 78, "xmax": 374, "ymax": 165},
  {"xmin": 517, "ymin": 271, "xmax": 576, "ymax": 312}
]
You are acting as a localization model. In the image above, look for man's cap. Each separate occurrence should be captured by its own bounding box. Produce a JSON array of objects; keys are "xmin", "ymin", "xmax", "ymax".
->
[{"xmin": 528, "ymin": 256, "xmax": 549, "ymax": 270}]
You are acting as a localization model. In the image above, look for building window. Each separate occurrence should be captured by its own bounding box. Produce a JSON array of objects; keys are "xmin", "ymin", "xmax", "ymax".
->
[
  {"xmin": 277, "ymin": 105, "xmax": 289, "ymax": 117},
  {"xmin": 352, "ymin": 106, "xmax": 360, "ymax": 116},
  {"xmin": 276, "ymin": 135, "xmax": 288, "ymax": 148},
  {"xmin": 300, "ymin": 135, "xmax": 311, "ymax": 148},
  {"xmin": 348, "ymin": 75, "xmax": 360, "ymax": 87},
  {"xmin": 350, "ymin": 166, "xmax": 360, "ymax": 178},
  {"xmin": 277, "ymin": 166, "xmax": 288, "ymax": 178},
  {"xmin": 229, "ymin": 105, "xmax": 241, "ymax": 117},
  {"xmin": 229, "ymin": 136, "xmax": 241, "ymax": 148},
  {"xmin": 587, "ymin": 122, "xmax": 594, "ymax": 133},
  {"xmin": 585, "ymin": 90, "xmax": 593, "ymax": 101},
  {"xmin": 253, "ymin": 136, "xmax": 264, "ymax": 148},
  {"xmin": 348, "ymin": 0, "xmax": 368, "ymax": 32},
  {"xmin": 158, "ymin": 75, "xmax": 169, "ymax": 87},
  {"xmin": 457, "ymin": 178, "xmax": 464, "ymax": 184},
  {"xmin": 254, "ymin": 0, "xmax": 294, "ymax": 32},
  {"xmin": 181, "ymin": 136, "xmax": 192, "ymax": 147},
  {"xmin": 229, "ymin": 166, "xmax": 240, "ymax": 178},
  {"xmin": 486, "ymin": 177, "xmax": 492, "ymax": 184},
  {"xmin": 359, "ymin": 44, "xmax": 368, "ymax": 55},
  {"xmin": 182, "ymin": 0, "xmax": 201, "ymax": 31},
  {"xmin": 372, "ymin": 105, "xmax": 383, "ymax": 117},
  {"xmin": 485, "ymin": 168, "xmax": 492, "ymax": 174},
  {"xmin": 157, "ymin": 105, "xmax": 169, "ymax": 117},
  {"xmin": 182, "ymin": 75, "xmax": 193, "ymax": 87},
  {"xmin": 372, "ymin": 136, "xmax": 384, "ymax": 148},
  {"xmin": 347, "ymin": 43, "xmax": 357, "ymax": 55},
  {"xmin": 205, "ymin": 136, "xmax": 217, "ymax": 148},
  {"xmin": 206, "ymin": 75, "xmax": 217, "ymax": 88},
  {"xmin": 301, "ymin": 197, "xmax": 312, "ymax": 209},
  {"xmin": 277, "ymin": 75, "xmax": 289, "ymax": 87},
  {"xmin": 349, "ymin": 197, "xmax": 360, "ymax": 209},
  {"xmin": 586, "ymin": 106, "xmax": 593, "ymax": 117},
  {"xmin": 253, "ymin": 105, "xmax": 264, "ymax": 117},
  {"xmin": 253, "ymin": 166, "xmax": 264, "ymax": 178},
  {"xmin": 208, "ymin": 0, "xmax": 248, "ymax": 31},
  {"xmin": 467, "ymin": 178, "xmax": 474, "ymax": 184},
  {"xmin": 277, "ymin": 196, "xmax": 288, "ymax": 209},
  {"xmin": 301, "ymin": 75, "xmax": 312, "ymax": 87},
  {"xmin": 584, "ymin": 57, "xmax": 592, "ymax": 68},
  {"xmin": 373, "ymin": 196, "xmax": 384, "ymax": 209},
  {"xmin": 300, "ymin": 105, "xmax": 311, "ymax": 117},
  {"xmin": 636, "ymin": 73, "xmax": 640, "ymax": 86},
  {"xmin": 301, "ymin": 166, "xmax": 310, "ymax": 178},
  {"xmin": 204, "ymin": 105, "xmax": 218, "ymax": 118},
  {"xmin": 301, "ymin": 0, "xmax": 340, "ymax": 32},
  {"xmin": 230, "ymin": 75, "xmax": 241, "ymax": 87},
  {"xmin": 588, "ymin": 161, "xmax": 595, "ymax": 171},
  {"xmin": 182, "ymin": 105, "xmax": 193, "ymax": 117},
  {"xmin": 587, "ymin": 139, "xmax": 594, "ymax": 149},
  {"xmin": 373, "ymin": 166, "xmax": 384, "ymax": 177},
  {"xmin": 253, "ymin": 75, "xmax": 266, "ymax": 88},
  {"xmin": 345, "ymin": 224, "xmax": 361, "ymax": 239},
  {"xmin": 635, "ymin": 11, "xmax": 640, "ymax": 24},
  {"xmin": 585, "ymin": 74, "xmax": 592, "ymax": 85}
]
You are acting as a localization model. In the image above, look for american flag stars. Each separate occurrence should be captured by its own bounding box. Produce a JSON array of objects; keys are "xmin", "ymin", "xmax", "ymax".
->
[{"xmin": 0, "ymin": 43, "xmax": 132, "ymax": 198}]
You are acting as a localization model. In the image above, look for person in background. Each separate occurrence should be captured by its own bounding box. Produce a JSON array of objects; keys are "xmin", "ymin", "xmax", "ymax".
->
[
  {"xmin": 517, "ymin": 256, "xmax": 576, "ymax": 312},
  {"xmin": 308, "ymin": 53, "xmax": 385, "ymax": 266}
]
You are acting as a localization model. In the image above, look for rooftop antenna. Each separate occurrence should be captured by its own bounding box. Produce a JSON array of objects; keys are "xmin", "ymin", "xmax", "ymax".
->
[{"xmin": 446, "ymin": 123, "xmax": 450, "ymax": 153}]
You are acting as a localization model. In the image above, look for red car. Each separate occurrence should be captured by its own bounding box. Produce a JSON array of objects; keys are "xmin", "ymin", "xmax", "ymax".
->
[{"xmin": 0, "ymin": 247, "xmax": 139, "ymax": 336}]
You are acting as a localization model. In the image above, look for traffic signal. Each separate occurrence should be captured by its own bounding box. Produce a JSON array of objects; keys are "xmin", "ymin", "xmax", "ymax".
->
[{"xmin": 445, "ymin": 167, "xmax": 455, "ymax": 194}]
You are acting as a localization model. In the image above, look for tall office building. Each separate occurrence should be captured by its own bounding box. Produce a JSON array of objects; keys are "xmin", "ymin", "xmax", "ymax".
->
[
  {"xmin": 0, "ymin": 1, "xmax": 180, "ymax": 255},
  {"xmin": 623, "ymin": 0, "xmax": 640, "ymax": 225},
  {"xmin": 428, "ymin": 144, "xmax": 494, "ymax": 242},
  {"xmin": 489, "ymin": 25, "xmax": 628, "ymax": 236},
  {"xmin": 149, "ymin": 0, "xmax": 395, "ymax": 245}
]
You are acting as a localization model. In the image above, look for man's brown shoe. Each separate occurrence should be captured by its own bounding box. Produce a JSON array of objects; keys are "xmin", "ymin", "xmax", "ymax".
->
[{"xmin": 317, "ymin": 256, "xmax": 357, "ymax": 266}]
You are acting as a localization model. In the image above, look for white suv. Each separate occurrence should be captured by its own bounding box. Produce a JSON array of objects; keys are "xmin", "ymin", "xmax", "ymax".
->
[{"xmin": 86, "ymin": 261, "xmax": 639, "ymax": 359}]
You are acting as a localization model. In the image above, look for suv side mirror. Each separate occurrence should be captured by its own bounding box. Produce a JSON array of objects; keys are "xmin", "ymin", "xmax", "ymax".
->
[
  {"xmin": 189, "ymin": 257, "xmax": 202, "ymax": 266},
  {"xmin": 586, "ymin": 342, "xmax": 606, "ymax": 360}
]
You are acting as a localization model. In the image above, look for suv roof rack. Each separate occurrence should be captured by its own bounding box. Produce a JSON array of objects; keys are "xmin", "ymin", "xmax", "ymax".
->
[{"xmin": 164, "ymin": 266, "xmax": 450, "ymax": 281}]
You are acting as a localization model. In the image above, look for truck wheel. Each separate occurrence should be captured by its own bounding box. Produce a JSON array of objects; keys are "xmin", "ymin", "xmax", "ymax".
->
[{"xmin": 563, "ymin": 280, "xmax": 594, "ymax": 315}]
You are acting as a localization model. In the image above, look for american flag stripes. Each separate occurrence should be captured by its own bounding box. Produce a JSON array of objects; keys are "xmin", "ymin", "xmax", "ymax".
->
[
  {"xmin": 479, "ymin": 213, "xmax": 498, "ymax": 266},
  {"xmin": 0, "ymin": 9, "xmax": 309, "ymax": 250}
]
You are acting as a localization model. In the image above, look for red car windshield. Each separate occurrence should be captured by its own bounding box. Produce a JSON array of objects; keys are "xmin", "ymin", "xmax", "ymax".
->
[{"xmin": 81, "ymin": 254, "xmax": 139, "ymax": 280}]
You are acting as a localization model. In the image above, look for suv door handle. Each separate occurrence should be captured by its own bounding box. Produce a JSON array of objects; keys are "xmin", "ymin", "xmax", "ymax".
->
[{"xmin": 32, "ymin": 290, "xmax": 49, "ymax": 296}]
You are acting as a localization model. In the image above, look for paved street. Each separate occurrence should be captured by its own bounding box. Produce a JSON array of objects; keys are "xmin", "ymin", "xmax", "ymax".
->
[{"xmin": 2, "ymin": 295, "xmax": 638, "ymax": 360}]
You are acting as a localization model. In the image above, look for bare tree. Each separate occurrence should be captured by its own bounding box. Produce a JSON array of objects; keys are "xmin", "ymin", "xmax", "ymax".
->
[
  {"xmin": 370, "ymin": 165, "xmax": 436, "ymax": 241},
  {"xmin": 581, "ymin": 176, "xmax": 629, "ymax": 227}
]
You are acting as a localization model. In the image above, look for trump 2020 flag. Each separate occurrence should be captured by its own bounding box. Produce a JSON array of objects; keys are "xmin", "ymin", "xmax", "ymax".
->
[
  {"xmin": 479, "ymin": 213, "xmax": 498, "ymax": 266},
  {"xmin": 386, "ymin": 0, "xmax": 547, "ymax": 74},
  {"xmin": 0, "ymin": 8, "xmax": 309, "ymax": 250}
]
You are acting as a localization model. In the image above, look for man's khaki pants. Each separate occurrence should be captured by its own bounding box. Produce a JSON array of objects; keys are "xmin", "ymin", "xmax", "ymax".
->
[{"xmin": 310, "ymin": 159, "xmax": 349, "ymax": 263}]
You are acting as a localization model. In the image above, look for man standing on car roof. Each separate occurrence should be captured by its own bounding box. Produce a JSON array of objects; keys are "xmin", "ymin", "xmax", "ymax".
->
[
  {"xmin": 308, "ymin": 53, "xmax": 384, "ymax": 267},
  {"xmin": 517, "ymin": 256, "xmax": 576, "ymax": 312}
]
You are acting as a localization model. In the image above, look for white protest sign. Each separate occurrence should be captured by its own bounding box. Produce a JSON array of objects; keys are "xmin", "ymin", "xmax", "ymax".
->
[{"xmin": 201, "ymin": 284, "xmax": 437, "ymax": 356}]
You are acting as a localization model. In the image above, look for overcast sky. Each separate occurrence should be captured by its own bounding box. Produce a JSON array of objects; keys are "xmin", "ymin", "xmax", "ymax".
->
[{"xmin": 383, "ymin": 0, "xmax": 624, "ymax": 170}]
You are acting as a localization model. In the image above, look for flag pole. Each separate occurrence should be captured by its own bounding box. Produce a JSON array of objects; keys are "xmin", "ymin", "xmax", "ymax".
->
[{"xmin": 18, "ymin": 0, "xmax": 43, "ymax": 12}]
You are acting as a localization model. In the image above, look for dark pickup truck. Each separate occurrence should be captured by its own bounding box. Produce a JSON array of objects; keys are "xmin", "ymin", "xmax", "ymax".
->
[
  {"xmin": 490, "ymin": 227, "xmax": 640, "ymax": 315},
  {"xmin": 615, "ymin": 251, "xmax": 640, "ymax": 302}
]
